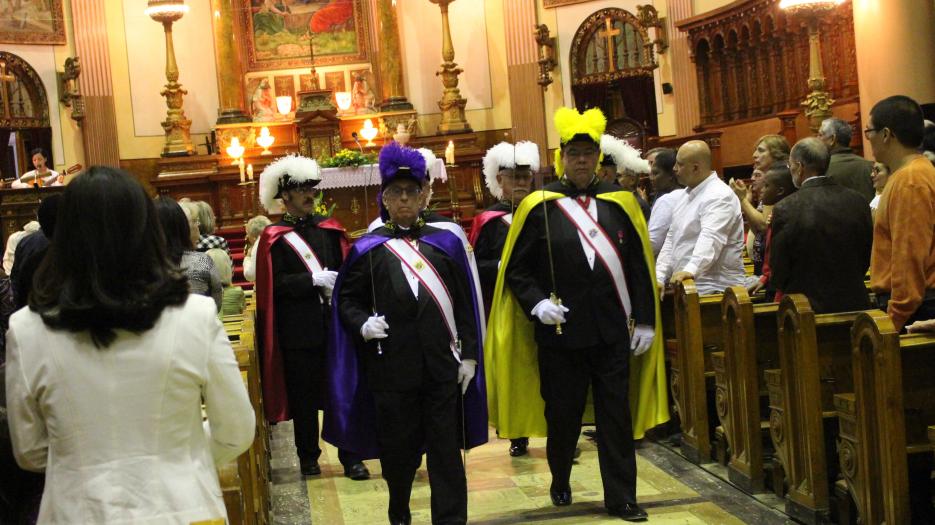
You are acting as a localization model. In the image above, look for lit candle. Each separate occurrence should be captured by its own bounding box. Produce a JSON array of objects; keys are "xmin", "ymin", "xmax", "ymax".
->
[
  {"xmin": 445, "ymin": 141, "xmax": 455, "ymax": 165},
  {"xmin": 239, "ymin": 160, "xmax": 246, "ymax": 183},
  {"xmin": 247, "ymin": 163, "xmax": 254, "ymax": 181}
]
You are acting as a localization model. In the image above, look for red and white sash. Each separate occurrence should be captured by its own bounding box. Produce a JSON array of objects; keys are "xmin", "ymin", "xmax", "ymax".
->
[
  {"xmin": 282, "ymin": 231, "xmax": 327, "ymax": 302},
  {"xmin": 385, "ymin": 238, "xmax": 461, "ymax": 361},
  {"xmin": 282, "ymin": 231, "xmax": 325, "ymax": 273},
  {"xmin": 554, "ymin": 197, "xmax": 632, "ymax": 316},
  {"xmin": 501, "ymin": 213, "xmax": 513, "ymax": 226}
]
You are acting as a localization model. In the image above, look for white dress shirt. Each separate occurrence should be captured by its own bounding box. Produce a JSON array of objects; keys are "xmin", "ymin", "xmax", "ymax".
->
[
  {"xmin": 570, "ymin": 196, "xmax": 598, "ymax": 269},
  {"xmin": 648, "ymin": 188, "xmax": 686, "ymax": 256},
  {"xmin": 5, "ymin": 295, "xmax": 255, "ymax": 524},
  {"xmin": 243, "ymin": 241, "xmax": 259, "ymax": 282},
  {"xmin": 656, "ymin": 173, "xmax": 745, "ymax": 295}
]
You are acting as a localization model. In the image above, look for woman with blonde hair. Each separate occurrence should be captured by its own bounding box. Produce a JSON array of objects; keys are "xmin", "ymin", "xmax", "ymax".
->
[
  {"xmin": 206, "ymin": 248, "xmax": 246, "ymax": 316},
  {"xmin": 731, "ymin": 134, "xmax": 791, "ymax": 275}
]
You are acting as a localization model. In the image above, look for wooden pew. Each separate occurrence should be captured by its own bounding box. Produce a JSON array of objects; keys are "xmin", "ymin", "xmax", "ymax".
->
[
  {"xmin": 770, "ymin": 294, "xmax": 870, "ymax": 524},
  {"xmin": 671, "ymin": 279, "xmax": 724, "ymax": 464},
  {"xmin": 218, "ymin": 306, "xmax": 271, "ymax": 525},
  {"xmin": 715, "ymin": 286, "xmax": 780, "ymax": 493},
  {"xmin": 836, "ymin": 311, "xmax": 935, "ymax": 525}
]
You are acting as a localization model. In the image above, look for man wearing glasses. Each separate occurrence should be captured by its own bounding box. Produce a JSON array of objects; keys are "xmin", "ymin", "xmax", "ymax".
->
[
  {"xmin": 865, "ymin": 95, "xmax": 935, "ymax": 332},
  {"xmin": 326, "ymin": 143, "xmax": 487, "ymax": 525}
]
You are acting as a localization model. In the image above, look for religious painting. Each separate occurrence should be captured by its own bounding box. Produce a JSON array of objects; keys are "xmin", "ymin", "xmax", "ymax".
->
[
  {"xmin": 299, "ymin": 73, "xmax": 320, "ymax": 91},
  {"xmin": 243, "ymin": 0, "xmax": 370, "ymax": 72},
  {"xmin": 348, "ymin": 68, "xmax": 376, "ymax": 115},
  {"xmin": 324, "ymin": 71, "xmax": 345, "ymax": 93},
  {"xmin": 274, "ymin": 75, "xmax": 296, "ymax": 104},
  {"xmin": 0, "ymin": 0, "xmax": 66, "ymax": 44}
]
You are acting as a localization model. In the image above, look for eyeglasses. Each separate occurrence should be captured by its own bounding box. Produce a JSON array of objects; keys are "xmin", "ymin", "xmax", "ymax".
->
[
  {"xmin": 864, "ymin": 127, "xmax": 881, "ymax": 139},
  {"xmin": 384, "ymin": 186, "xmax": 423, "ymax": 199}
]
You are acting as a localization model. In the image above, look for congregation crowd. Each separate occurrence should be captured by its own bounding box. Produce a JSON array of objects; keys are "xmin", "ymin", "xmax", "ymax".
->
[{"xmin": 0, "ymin": 94, "xmax": 932, "ymax": 525}]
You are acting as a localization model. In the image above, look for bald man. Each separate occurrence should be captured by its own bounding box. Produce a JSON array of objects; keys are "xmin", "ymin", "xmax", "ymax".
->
[{"xmin": 656, "ymin": 141, "xmax": 746, "ymax": 295}]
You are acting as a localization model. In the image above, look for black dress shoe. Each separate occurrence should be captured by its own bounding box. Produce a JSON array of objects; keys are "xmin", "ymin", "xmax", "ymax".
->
[
  {"xmin": 550, "ymin": 488, "xmax": 572, "ymax": 507},
  {"xmin": 388, "ymin": 511, "xmax": 411, "ymax": 525},
  {"xmin": 610, "ymin": 503, "xmax": 648, "ymax": 522},
  {"xmin": 509, "ymin": 438, "xmax": 528, "ymax": 457},
  {"xmin": 300, "ymin": 459, "xmax": 321, "ymax": 476},
  {"xmin": 344, "ymin": 462, "xmax": 370, "ymax": 480}
]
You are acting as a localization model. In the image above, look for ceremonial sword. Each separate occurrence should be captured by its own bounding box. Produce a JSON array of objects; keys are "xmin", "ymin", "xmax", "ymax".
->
[{"xmin": 353, "ymin": 132, "xmax": 383, "ymax": 355}]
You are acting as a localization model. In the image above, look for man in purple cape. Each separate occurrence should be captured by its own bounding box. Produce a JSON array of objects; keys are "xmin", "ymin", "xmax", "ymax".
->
[{"xmin": 323, "ymin": 143, "xmax": 487, "ymax": 525}]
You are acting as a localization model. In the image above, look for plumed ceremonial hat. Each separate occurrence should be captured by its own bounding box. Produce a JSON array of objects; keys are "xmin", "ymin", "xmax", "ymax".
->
[
  {"xmin": 482, "ymin": 142, "xmax": 540, "ymax": 200},
  {"xmin": 259, "ymin": 154, "xmax": 322, "ymax": 213},
  {"xmin": 379, "ymin": 142, "xmax": 427, "ymax": 188},
  {"xmin": 418, "ymin": 147, "xmax": 443, "ymax": 184},
  {"xmin": 553, "ymin": 107, "xmax": 607, "ymax": 176},
  {"xmin": 600, "ymin": 134, "xmax": 650, "ymax": 174}
]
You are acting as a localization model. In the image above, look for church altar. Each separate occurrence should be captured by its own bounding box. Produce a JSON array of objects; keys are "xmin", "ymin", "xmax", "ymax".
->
[{"xmin": 317, "ymin": 159, "xmax": 447, "ymax": 190}]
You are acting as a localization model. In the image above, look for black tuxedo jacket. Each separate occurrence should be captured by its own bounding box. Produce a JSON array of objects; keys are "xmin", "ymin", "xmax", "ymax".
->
[
  {"xmin": 506, "ymin": 181, "xmax": 655, "ymax": 349},
  {"xmin": 769, "ymin": 177, "xmax": 872, "ymax": 313},
  {"xmin": 270, "ymin": 216, "xmax": 344, "ymax": 350},
  {"xmin": 338, "ymin": 225, "xmax": 478, "ymax": 391},
  {"xmin": 473, "ymin": 202, "xmax": 512, "ymax": 303}
]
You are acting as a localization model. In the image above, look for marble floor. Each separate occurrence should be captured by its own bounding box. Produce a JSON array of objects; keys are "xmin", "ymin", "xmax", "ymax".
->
[{"xmin": 269, "ymin": 421, "xmax": 794, "ymax": 524}]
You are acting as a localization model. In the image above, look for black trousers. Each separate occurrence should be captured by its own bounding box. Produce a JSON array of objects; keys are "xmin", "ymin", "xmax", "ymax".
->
[
  {"xmin": 282, "ymin": 347, "xmax": 357, "ymax": 467},
  {"xmin": 538, "ymin": 340, "xmax": 637, "ymax": 509},
  {"xmin": 372, "ymin": 380, "xmax": 467, "ymax": 525}
]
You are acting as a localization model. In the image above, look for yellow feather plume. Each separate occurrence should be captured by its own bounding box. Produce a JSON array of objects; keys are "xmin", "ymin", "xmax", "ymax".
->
[{"xmin": 552, "ymin": 107, "xmax": 607, "ymax": 177}]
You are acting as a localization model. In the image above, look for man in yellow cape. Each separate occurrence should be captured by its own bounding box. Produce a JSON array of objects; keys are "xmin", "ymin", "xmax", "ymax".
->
[{"xmin": 484, "ymin": 107, "xmax": 669, "ymax": 522}]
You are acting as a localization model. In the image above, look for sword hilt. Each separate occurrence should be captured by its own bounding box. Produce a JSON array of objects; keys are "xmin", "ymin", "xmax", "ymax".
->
[{"xmin": 550, "ymin": 292, "xmax": 564, "ymax": 336}]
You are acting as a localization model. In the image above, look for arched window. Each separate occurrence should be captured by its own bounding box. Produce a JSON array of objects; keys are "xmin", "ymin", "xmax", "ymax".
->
[
  {"xmin": 570, "ymin": 8, "xmax": 657, "ymax": 86},
  {"xmin": 0, "ymin": 52, "xmax": 53, "ymax": 180}
]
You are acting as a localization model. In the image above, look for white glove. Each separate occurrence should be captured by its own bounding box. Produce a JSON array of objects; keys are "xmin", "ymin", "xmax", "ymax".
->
[
  {"xmin": 360, "ymin": 315, "xmax": 389, "ymax": 341},
  {"xmin": 532, "ymin": 298, "xmax": 569, "ymax": 325},
  {"xmin": 630, "ymin": 324, "xmax": 655, "ymax": 356},
  {"xmin": 458, "ymin": 359, "xmax": 477, "ymax": 395},
  {"xmin": 312, "ymin": 269, "xmax": 338, "ymax": 292}
]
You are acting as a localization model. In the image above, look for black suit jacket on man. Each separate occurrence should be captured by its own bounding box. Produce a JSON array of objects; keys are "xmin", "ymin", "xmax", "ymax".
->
[
  {"xmin": 769, "ymin": 176, "xmax": 872, "ymax": 313},
  {"xmin": 338, "ymin": 225, "xmax": 478, "ymax": 392},
  {"xmin": 506, "ymin": 181, "xmax": 655, "ymax": 349},
  {"xmin": 473, "ymin": 201, "xmax": 512, "ymax": 303},
  {"xmin": 270, "ymin": 216, "xmax": 345, "ymax": 350}
]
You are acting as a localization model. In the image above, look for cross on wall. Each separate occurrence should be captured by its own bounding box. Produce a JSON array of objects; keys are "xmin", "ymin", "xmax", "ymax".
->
[{"xmin": 598, "ymin": 17, "xmax": 621, "ymax": 72}]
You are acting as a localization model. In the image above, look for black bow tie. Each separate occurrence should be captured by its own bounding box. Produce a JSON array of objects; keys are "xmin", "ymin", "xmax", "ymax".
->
[{"xmin": 283, "ymin": 212, "xmax": 314, "ymax": 227}]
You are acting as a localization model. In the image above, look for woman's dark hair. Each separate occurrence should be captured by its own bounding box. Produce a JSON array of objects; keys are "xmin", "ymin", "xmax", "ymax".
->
[
  {"xmin": 154, "ymin": 195, "xmax": 193, "ymax": 264},
  {"xmin": 29, "ymin": 148, "xmax": 46, "ymax": 159},
  {"xmin": 29, "ymin": 166, "xmax": 189, "ymax": 348}
]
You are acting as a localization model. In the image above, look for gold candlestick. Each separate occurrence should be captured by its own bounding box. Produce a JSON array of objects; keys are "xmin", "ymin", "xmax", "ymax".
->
[
  {"xmin": 146, "ymin": 0, "xmax": 194, "ymax": 156},
  {"xmin": 429, "ymin": 0, "xmax": 471, "ymax": 135}
]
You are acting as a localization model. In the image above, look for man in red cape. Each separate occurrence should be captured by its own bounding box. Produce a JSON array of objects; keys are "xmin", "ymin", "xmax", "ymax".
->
[{"xmin": 254, "ymin": 154, "xmax": 369, "ymax": 479}]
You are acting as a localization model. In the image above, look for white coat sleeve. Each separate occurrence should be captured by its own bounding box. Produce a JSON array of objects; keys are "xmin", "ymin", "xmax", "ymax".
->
[
  {"xmin": 5, "ymin": 325, "xmax": 49, "ymax": 472},
  {"xmin": 202, "ymin": 313, "xmax": 255, "ymax": 466}
]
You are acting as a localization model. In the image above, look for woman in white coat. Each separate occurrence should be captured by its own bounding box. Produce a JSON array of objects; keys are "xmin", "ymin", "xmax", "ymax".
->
[{"xmin": 5, "ymin": 166, "xmax": 256, "ymax": 524}]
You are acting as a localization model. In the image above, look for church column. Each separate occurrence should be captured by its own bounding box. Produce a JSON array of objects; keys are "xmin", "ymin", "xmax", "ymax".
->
[
  {"xmin": 210, "ymin": 0, "xmax": 250, "ymax": 124},
  {"xmin": 666, "ymin": 0, "xmax": 702, "ymax": 134},
  {"xmin": 70, "ymin": 0, "xmax": 120, "ymax": 166},
  {"xmin": 502, "ymin": 0, "xmax": 547, "ymax": 159},
  {"xmin": 374, "ymin": 0, "xmax": 413, "ymax": 111},
  {"xmin": 853, "ymin": 0, "xmax": 935, "ymax": 152}
]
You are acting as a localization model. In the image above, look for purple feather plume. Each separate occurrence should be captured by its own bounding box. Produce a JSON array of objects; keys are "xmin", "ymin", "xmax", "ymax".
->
[{"xmin": 378, "ymin": 142, "xmax": 427, "ymax": 187}]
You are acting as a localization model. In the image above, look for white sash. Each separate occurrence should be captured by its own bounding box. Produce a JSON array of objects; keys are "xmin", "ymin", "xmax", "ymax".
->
[
  {"xmin": 424, "ymin": 222, "xmax": 486, "ymax": 340},
  {"xmin": 384, "ymin": 238, "xmax": 461, "ymax": 361},
  {"xmin": 554, "ymin": 197, "xmax": 632, "ymax": 316},
  {"xmin": 282, "ymin": 231, "xmax": 325, "ymax": 274},
  {"xmin": 501, "ymin": 213, "xmax": 513, "ymax": 226}
]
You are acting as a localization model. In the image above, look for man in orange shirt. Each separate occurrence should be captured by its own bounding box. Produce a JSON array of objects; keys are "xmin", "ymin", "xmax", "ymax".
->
[{"xmin": 866, "ymin": 95, "xmax": 935, "ymax": 331}]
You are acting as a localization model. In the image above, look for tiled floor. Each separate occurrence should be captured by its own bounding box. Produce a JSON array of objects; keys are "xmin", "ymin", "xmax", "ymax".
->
[{"xmin": 269, "ymin": 421, "xmax": 794, "ymax": 524}]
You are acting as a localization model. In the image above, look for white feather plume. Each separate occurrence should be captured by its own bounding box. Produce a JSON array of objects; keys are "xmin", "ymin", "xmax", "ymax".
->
[
  {"xmin": 482, "ymin": 141, "xmax": 540, "ymax": 200},
  {"xmin": 600, "ymin": 135, "xmax": 650, "ymax": 174},
  {"xmin": 259, "ymin": 154, "xmax": 322, "ymax": 213}
]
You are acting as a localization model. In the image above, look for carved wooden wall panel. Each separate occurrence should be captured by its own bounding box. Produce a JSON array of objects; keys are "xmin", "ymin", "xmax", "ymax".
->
[{"xmin": 677, "ymin": 0, "xmax": 858, "ymax": 128}]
